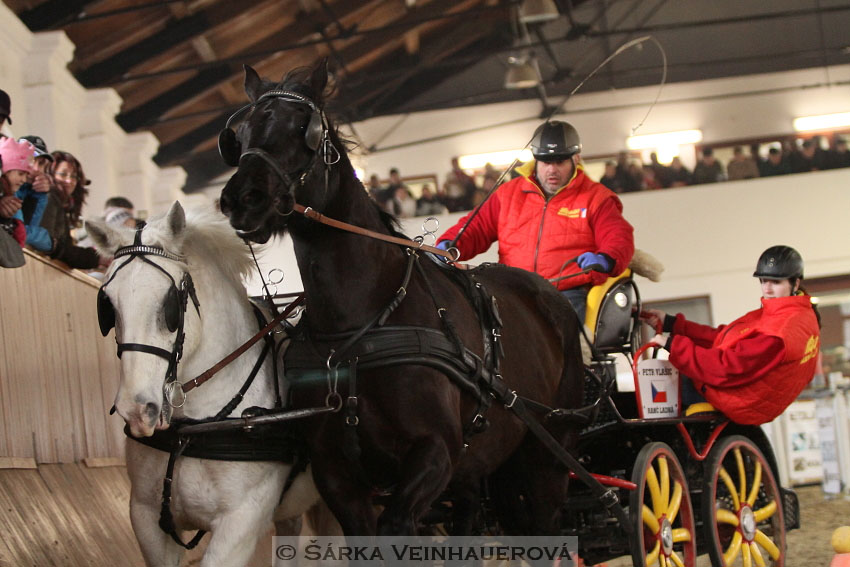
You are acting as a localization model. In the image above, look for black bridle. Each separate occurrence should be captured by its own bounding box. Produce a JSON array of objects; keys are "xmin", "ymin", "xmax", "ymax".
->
[
  {"xmin": 221, "ymin": 89, "xmax": 339, "ymax": 216},
  {"xmin": 98, "ymin": 229, "xmax": 200, "ymax": 410}
]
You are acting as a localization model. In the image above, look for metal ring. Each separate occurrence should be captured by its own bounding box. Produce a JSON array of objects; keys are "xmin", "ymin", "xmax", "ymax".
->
[
  {"xmin": 448, "ymin": 246, "xmax": 461, "ymax": 262},
  {"xmin": 164, "ymin": 381, "xmax": 187, "ymax": 408},
  {"xmin": 273, "ymin": 197, "xmax": 294, "ymax": 217},
  {"xmin": 345, "ymin": 415, "xmax": 359, "ymax": 426},
  {"xmin": 325, "ymin": 391, "xmax": 343, "ymax": 412},
  {"xmin": 267, "ymin": 268, "xmax": 284, "ymax": 285},
  {"xmin": 326, "ymin": 349, "xmax": 338, "ymax": 371},
  {"xmin": 421, "ymin": 216, "xmax": 439, "ymax": 235}
]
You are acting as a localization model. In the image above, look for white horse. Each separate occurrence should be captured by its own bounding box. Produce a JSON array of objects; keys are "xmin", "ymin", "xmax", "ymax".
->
[{"xmin": 88, "ymin": 202, "xmax": 332, "ymax": 567}]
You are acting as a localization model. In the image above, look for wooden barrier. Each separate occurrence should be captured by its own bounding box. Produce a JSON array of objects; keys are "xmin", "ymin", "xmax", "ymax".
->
[{"xmin": 0, "ymin": 250, "xmax": 124, "ymax": 464}]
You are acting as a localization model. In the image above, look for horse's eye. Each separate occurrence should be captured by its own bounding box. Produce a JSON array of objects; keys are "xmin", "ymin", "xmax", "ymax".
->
[{"xmin": 241, "ymin": 191, "xmax": 265, "ymax": 207}]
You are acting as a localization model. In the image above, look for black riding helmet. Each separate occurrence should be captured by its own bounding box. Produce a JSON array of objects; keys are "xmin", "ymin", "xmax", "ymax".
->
[
  {"xmin": 753, "ymin": 245, "xmax": 804, "ymax": 280},
  {"xmin": 530, "ymin": 121, "xmax": 582, "ymax": 161}
]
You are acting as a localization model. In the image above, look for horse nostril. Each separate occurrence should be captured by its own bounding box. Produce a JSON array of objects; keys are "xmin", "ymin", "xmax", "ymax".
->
[{"xmin": 144, "ymin": 402, "xmax": 159, "ymax": 420}]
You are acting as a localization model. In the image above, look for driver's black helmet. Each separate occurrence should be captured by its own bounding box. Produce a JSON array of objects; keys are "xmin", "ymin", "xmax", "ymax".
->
[
  {"xmin": 753, "ymin": 245, "xmax": 804, "ymax": 280},
  {"xmin": 530, "ymin": 121, "xmax": 582, "ymax": 161}
]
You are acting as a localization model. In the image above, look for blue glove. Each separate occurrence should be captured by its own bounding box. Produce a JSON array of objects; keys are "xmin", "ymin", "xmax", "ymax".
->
[
  {"xmin": 577, "ymin": 252, "xmax": 613, "ymax": 273},
  {"xmin": 436, "ymin": 240, "xmax": 451, "ymax": 251}
]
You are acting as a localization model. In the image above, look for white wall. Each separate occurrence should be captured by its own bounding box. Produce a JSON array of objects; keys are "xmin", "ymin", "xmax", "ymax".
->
[
  {"xmin": 348, "ymin": 64, "xmax": 850, "ymax": 185},
  {"xmin": 246, "ymin": 167, "xmax": 850, "ymax": 331},
  {"xmin": 0, "ymin": 3, "xmax": 187, "ymax": 219}
]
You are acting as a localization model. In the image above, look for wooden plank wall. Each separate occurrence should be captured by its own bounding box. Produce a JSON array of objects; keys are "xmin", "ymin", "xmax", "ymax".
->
[{"xmin": 0, "ymin": 250, "xmax": 124, "ymax": 463}]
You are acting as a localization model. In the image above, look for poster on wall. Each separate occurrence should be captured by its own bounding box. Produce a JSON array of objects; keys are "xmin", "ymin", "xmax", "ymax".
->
[
  {"xmin": 816, "ymin": 396, "xmax": 842, "ymax": 495},
  {"xmin": 784, "ymin": 399, "xmax": 823, "ymax": 485}
]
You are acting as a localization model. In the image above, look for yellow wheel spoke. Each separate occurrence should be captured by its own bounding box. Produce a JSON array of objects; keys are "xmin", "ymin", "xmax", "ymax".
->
[
  {"xmin": 646, "ymin": 539, "xmax": 661, "ymax": 565},
  {"xmin": 735, "ymin": 447, "xmax": 747, "ymax": 502},
  {"xmin": 672, "ymin": 527, "xmax": 692, "ymax": 543},
  {"xmin": 659, "ymin": 455, "xmax": 670, "ymax": 515},
  {"xmin": 661, "ymin": 555, "xmax": 669, "ymax": 567},
  {"xmin": 716, "ymin": 508, "xmax": 740, "ymax": 526},
  {"xmin": 723, "ymin": 531, "xmax": 743, "ymax": 564},
  {"xmin": 746, "ymin": 460, "xmax": 762, "ymax": 506},
  {"xmin": 750, "ymin": 542, "xmax": 766, "ymax": 567},
  {"xmin": 742, "ymin": 540, "xmax": 753, "ymax": 567},
  {"xmin": 647, "ymin": 464, "xmax": 663, "ymax": 516},
  {"xmin": 667, "ymin": 481, "xmax": 683, "ymax": 523},
  {"xmin": 643, "ymin": 504, "xmax": 661, "ymax": 534},
  {"xmin": 754, "ymin": 529, "xmax": 781, "ymax": 560},
  {"xmin": 669, "ymin": 551, "xmax": 685, "ymax": 567},
  {"xmin": 753, "ymin": 499, "xmax": 777, "ymax": 523},
  {"xmin": 719, "ymin": 467, "xmax": 741, "ymax": 510}
]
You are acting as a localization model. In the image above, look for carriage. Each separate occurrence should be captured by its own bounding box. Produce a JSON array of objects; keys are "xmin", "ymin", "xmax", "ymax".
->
[
  {"xmin": 272, "ymin": 267, "xmax": 798, "ymax": 567},
  {"xmin": 93, "ymin": 60, "xmax": 798, "ymax": 567}
]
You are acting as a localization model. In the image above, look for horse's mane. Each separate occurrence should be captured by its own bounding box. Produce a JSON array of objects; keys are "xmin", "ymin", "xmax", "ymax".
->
[{"xmin": 143, "ymin": 204, "xmax": 256, "ymax": 286}]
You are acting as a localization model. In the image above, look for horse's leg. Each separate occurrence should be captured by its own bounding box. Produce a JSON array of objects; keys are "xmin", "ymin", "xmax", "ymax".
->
[
  {"xmin": 129, "ymin": 500, "xmax": 184, "ymax": 567},
  {"xmin": 376, "ymin": 436, "xmax": 454, "ymax": 535},
  {"xmin": 311, "ymin": 451, "xmax": 379, "ymax": 536}
]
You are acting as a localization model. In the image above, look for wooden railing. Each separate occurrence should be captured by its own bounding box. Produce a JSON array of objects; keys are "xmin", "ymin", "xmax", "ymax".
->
[{"xmin": 0, "ymin": 250, "xmax": 124, "ymax": 464}]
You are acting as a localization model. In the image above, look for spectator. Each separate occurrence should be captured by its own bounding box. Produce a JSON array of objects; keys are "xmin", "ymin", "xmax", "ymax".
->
[
  {"xmin": 726, "ymin": 146, "xmax": 760, "ymax": 180},
  {"xmin": 471, "ymin": 171, "xmax": 499, "ymax": 207},
  {"xmin": 648, "ymin": 152, "xmax": 671, "ymax": 187},
  {"xmin": 366, "ymin": 174, "xmax": 383, "ymax": 202},
  {"xmin": 788, "ymin": 139, "xmax": 818, "ymax": 173},
  {"xmin": 0, "ymin": 89, "xmax": 11, "ymax": 129},
  {"xmin": 17, "ymin": 136, "xmax": 55, "ymax": 252},
  {"xmin": 615, "ymin": 151, "xmax": 641, "ymax": 192},
  {"xmin": 667, "ymin": 157, "xmax": 692, "ymax": 187},
  {"xmin": 40, "ymin": 151, "xmax": 102, "ymax": 269},
  {"xmin": 391, "ymin": 185, "xmax": 417, "ymax": 218},
  {"xmin": 692, "ymin": 148, "xmax": 725, "ymax": 184},
  {"xmin": 642, "ymin": 165, "xmax": 662, "ymax": 190},
  {"xmin": 0, "ymin": 137, "xmax": 31, "ymax": 248},
  {"xmin": 415, "ymin": 184, "xmax": 446, "ymax": 216},
  {"xmin": 625, "ymin": 161, "xmax": 644, "ymax": 192},
  {"xmin": 599, "ymin": 160, "xmax": 622, "ymax": 192},
  {"xmin": 827, "ymin": 138, "xmax": 850, "ymax": 169},
  {"xmin": 761, "ymin": 147, "xmax": 791, "ymax": 177},
  {"xmin": 377, "ymin": 168, "xmax": 407, "ymax": 212},
  {"xmin": 749, "ymin": 143, "xmax": 764, "ymax": 172},
  {"xmin": 103, "ymin": 196, "xmax": 137, "ymax": 228}
]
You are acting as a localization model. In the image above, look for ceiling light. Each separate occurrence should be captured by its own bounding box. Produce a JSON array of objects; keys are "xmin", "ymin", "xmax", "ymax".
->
[
  {"xmin": 519, "ymin": 0, "xmax": 559, "ymax": 24},
  {"xmin": 793, "ymin": 111, "xmax": 850, "ymax": 132},
  {"xmin": 458, "ymin": 149, "xmax": 534, "ymax": 170},
  {"xmin": 626, "ymin": 129, "xmax": 703, "ymax": 150},
  {"xmin": 505, "ymin": 56, "xmax": 540, "ymax": 89}
]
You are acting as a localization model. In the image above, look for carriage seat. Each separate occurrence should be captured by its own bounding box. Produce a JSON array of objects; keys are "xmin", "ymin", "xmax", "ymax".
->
[{"xmin": 584, "ymin": 269, "xmax": 637, "ymax": 353}]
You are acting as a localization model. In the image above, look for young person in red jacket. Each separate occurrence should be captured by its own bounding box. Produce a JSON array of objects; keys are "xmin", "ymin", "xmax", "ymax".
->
[
  {"xmin": 640, "ymin": 246, "xmax": 820, "ymax": 425},
  {"xmin": 436, "ymin": 121, "xmax": 634, "ymax": 321}
]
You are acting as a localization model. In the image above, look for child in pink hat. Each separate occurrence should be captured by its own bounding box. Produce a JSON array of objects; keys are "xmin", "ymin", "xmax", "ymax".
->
[{"xmin": 0, "ymin": 137, "xmax": 50, "ymax": 249}]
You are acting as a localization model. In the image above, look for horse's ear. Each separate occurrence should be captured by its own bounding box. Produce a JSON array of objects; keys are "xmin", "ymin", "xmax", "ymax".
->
[
  {"xmin": 86, "ymin": 218, "xmax": 125, "ymax": 256},
  {"xmin": 309, "ymin": 58, "xmax": 330, "ymax": 104},
  {"xmin": 165, "ymin": 201, "xmax": 187, "ymax": 239},
  {"xmin": 243, "ymin": 65, "xmax": 262, "ymax": 102}
]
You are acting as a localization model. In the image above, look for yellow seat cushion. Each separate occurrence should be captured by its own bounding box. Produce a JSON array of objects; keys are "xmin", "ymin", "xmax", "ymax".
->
[
  {"xmin": 584, "ymin": 268, "xmax": 631, "ymax": 341},
  {"xmin": 684, "ymin": 402, "xmax": 717, "ymax": 416}
]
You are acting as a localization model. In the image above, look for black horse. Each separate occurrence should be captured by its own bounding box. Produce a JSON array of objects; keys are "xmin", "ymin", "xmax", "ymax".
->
[{"xmin": 219, "ymin": 61, "xmax": 586, "ymax": 536}]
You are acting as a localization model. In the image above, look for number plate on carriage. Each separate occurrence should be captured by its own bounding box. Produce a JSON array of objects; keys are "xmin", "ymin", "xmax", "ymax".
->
[{"xmin": 634, "ymin": 359, "xmax": 680, "ymax": 419}]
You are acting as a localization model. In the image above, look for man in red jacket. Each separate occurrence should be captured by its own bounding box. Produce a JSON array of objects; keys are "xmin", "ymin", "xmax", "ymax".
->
[
  {"xmin": 641, "ymin": 246, "xmax": 820, "ymax": 425},
  {"xmin": 436, "ymin": 121, "xmax": 634, "ymax": 321}
]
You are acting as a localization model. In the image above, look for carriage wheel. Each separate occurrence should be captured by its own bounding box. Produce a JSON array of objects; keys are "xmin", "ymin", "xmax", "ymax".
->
[
  {"xmin": 629, "ymin": 442, "xmax": 697, "ymax": 567},
  {"xmin": 702, "ymin": 435, "xmax": 785, "ymax": 567}
]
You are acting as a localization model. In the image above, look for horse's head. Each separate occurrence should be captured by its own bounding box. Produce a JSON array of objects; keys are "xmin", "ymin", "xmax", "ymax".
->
[
  {"xmin": 219, "ymin": 60, "xmax": 337, "ymax": 243},
  {"xmin": 87, "ymin": 202, "xmax": 200, "ymax": 437}
]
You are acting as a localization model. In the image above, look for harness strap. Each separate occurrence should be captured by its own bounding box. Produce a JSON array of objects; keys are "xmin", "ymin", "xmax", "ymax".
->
[
  {"xmin": 160, "ymin": 438, "xmax": 207, "ymax": 549},
  {"xmin": 117, "ymin": 343, "xmax": 172, "ymax": 360}
]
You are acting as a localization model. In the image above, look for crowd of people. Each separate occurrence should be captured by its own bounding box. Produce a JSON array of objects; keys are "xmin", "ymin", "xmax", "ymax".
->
[
  {"xmin": 599, "ymin": 136, "xmax": 850, "ymax": 193},
  {"xmin": 0, "ymin": 88, "xmax": 139, "ymax": 271},
  {"xmin": 366, "ymin": 160, "xmax": 502, "ymax": 219}
]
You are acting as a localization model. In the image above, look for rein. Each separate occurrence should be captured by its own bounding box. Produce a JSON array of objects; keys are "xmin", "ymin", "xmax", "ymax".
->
[
  {"xmin": 182, "ymin": 293, "xmax": 305, "ymax": 394},
  {"xmin": 292, "ymin": 203, "xmax": 456, "ymax": 261}
]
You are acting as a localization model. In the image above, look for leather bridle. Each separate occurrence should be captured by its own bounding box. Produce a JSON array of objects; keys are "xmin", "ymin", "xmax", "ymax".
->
[{"xmin": 99, "ymin": 229, "xmax": 200, "ymax": 410}]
